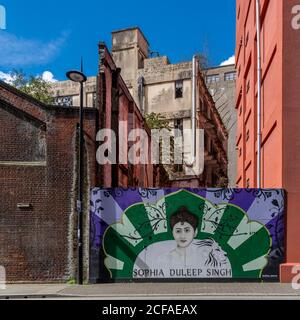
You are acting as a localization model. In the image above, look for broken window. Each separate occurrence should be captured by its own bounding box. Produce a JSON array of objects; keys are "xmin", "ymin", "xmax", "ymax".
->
[
  {"xmin": 93, "ymin": 93, "xmax": 97, "ymax": 108},
  {"xmin": 175, "ymin": 80, "xmax": 183, "ymax": 99},
  {"xmin": 54, "ymin": 96, "xmax": 73, "ymax": 107},
  {"xmin": 173, "ymin": 118, "xmax": 183, "ymax": 172},
  {"xmin": 224, "ymin": 72, "xmax": 236, "ymax": 81},
  {"xmin": 206, "ymin": 74, "xmax": 220, "ymax": 84}
]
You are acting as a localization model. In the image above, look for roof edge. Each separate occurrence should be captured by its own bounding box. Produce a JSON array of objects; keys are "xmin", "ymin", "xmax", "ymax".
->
[{"xmin": 111, "ymin": 26, "xmax": 150, "ymax": 46}]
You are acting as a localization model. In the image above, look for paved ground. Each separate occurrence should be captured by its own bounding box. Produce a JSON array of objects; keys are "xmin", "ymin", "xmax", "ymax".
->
[{"xmin": 1, "ymin": 283, "xmax": 300, "ymax": 299}]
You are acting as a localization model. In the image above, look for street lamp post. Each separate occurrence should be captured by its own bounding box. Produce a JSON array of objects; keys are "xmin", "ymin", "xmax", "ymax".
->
[{"xmin": 66, "ymin": 70, "xmax": 87, "ymax": 285}]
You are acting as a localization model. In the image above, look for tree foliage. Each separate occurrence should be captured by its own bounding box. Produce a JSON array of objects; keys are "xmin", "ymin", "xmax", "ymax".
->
[
  {"xmin": 145, "ymin": 112, "xmax": 179, "ymax": 176},
  {"xmin": 144, "ymin": 112, "xmax": 171, "ymax": 130},
  {"xmin": 8, "ymin": 70, "xmax": 54, "ymax": 104},
  {"xmin": 197, "ymin": 53, "xmax": 209, "ymax": 70}
]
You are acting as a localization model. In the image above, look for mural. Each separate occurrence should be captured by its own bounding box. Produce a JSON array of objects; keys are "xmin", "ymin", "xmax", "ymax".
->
[{"xmin": 90, "ymin": 188, "xmax": 285, "ymax": 281}]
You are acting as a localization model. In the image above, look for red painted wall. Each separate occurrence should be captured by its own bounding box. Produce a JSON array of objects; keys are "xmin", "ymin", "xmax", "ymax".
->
[{"xmin": 236, "ymin": 0, "xmax": 300, "ymax": 282}]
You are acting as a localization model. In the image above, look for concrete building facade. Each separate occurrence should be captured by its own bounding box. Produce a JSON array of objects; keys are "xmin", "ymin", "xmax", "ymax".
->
[
  {"xmin": 51, "ymin": 77, "xmax": 97, "ymax": 109},
  {"xmin": 235, "ymin": 0, "xmax": 300, "ymax": 282},
  {"xmin": 205, "ymin": 65, "xmax": 237, "ymax": 186},
  {"xmin": 111, "ymin": 28, "xmax": 228, "ymax": 187},
  {"xmin": 52, "ymin": 27, "xmax": 230, "ymax": 187}
]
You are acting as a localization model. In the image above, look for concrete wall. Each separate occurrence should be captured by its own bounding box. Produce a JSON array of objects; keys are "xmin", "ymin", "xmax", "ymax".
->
[
  {"xmin": 137, "ymin": 54, "xmax": 228, "ymax": 185},
  {"xmin": 146, "ymin": 80, "xmax": 192, "ymax": 114},
  {"xmin": 50, "ymin": 77, "xmax": 97, "ymax": 108},
  {"xmin": 111, "ymin": 28, "xmax": 149, "ymax": 105},
  {"xmin": 205, "ymin": 65, "xmax": 237, "ymax": 186}
]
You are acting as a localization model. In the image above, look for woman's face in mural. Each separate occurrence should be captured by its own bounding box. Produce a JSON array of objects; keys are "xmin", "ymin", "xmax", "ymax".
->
[{"xmin": 172, "ymin": 222, "xmax": 197, "ymax": 248}]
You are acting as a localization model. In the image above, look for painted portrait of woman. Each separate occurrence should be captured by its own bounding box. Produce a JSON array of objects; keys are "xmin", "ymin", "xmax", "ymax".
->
[{"xmin": 133, "ymin": 206, "xmax": 232, "ymax": 278}]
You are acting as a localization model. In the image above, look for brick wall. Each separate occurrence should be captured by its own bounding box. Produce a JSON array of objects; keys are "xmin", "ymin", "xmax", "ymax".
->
[{"xmin": 0, "ymin": 83, "xmax": 97, "ymax": 282}]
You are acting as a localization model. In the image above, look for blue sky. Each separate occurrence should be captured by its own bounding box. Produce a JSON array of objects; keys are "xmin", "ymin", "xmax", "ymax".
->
[{"xmin": 0, "ymin": 0, "xmax": 236, "ymax": 81}]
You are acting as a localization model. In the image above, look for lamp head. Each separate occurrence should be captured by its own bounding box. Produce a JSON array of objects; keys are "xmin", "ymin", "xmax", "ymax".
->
[{"xmin": 66, "ymin": 70, "xmax": 87, "ymax": 83}]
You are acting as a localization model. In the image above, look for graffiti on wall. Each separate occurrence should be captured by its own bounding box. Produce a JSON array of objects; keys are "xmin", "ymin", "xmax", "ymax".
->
[{"xmin": 90, "ymin": 188, "xmax": 285, "ymax": 281}]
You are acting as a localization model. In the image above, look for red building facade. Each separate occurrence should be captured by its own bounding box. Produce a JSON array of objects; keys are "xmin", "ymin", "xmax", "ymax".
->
[{"xmin": 235, "ymin": 0, "xmax": 300, "ymax": 282}]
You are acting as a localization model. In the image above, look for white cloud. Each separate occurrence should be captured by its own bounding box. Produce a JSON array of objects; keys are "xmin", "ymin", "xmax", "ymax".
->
[
  {"xmin": 0, "ymin": 70, "xmax": 58, "ymax": 84},
  {"xmin": 0, "ymin": 31, "xmax": 69, "ymax": 67},
  {"xmin": 220, "ymin": 55, "xmax": 235, "ymax": 66},
  {"xmin": 0, "ymin": 71, "xmax": 15, "ymax": 84},
  {"xmin": 42, "ymin": 71, "xmax": 57, "ymax": 83}
]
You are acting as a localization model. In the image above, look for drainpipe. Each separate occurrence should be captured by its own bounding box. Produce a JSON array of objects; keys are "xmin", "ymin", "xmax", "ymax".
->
[
  {"xmin": 186, "ymin": 55, "xmax": 198, "ymax": 167},
  {"xmin": 256, "ymin": 0, "xmax": 262, "ymax": 188}
]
